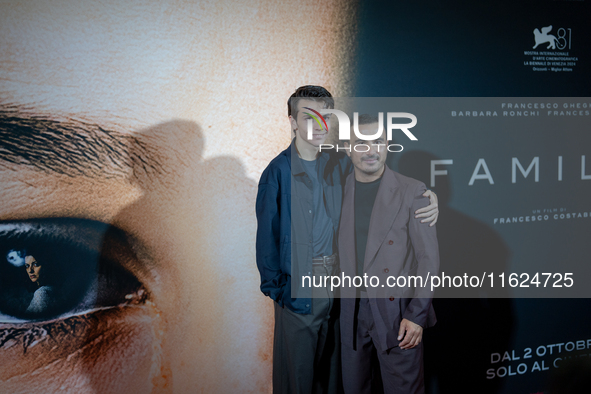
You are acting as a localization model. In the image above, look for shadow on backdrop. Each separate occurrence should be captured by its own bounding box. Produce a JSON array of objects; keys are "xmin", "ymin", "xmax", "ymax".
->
[
  {"xmin": 0, "ymin": 115, "xmax": 267, "ymax": 393},
  {"xmin": 391, "ymin": 150, "xmax": 515, "ymax": 394},
  {"xmin": 89, "ymin": 119, "xmax": 267, "ymax": 393},
  {"xmin": 548, "ymin": 357, "xmax": 591, "ymax": 394}
]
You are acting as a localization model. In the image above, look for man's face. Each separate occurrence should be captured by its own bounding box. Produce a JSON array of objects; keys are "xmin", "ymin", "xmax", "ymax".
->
[
  {"xmin": 290, "ymin": 99, "xmax": 331, "ymax": 147},
  {"xmin": 345, "ymin": 122, "xmax": 388, "ymax": 181},
  {"xmin": 0, "ymin": 1, "xmax": 355, "ymax": 392}
]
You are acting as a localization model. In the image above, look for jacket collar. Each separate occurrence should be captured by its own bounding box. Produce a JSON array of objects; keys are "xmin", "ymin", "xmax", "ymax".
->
[
  {"xmin": 287, "ymin": 138, "xmax": 328, "ymax": 176},
  {"xmin": 345, "ymin": 166, "xmax": 403, "ymax": 269}
]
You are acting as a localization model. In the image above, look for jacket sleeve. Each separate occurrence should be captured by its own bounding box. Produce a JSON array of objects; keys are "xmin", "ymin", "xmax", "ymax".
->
[
  {"xmin": 255, "ymin": 176, "xmax": 288, "ymax": 306},
  {"xmin": 403, "ymin": 182, "xmax": 440, "ymax": 327}
]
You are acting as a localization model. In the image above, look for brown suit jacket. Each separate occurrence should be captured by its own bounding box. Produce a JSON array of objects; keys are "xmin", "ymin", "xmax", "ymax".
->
[{"xmin": 339, "ymin": 166, "xmax": 439, "ymax": 351}]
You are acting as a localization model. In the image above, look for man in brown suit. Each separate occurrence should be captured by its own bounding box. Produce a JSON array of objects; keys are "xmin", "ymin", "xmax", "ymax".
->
[{"xmin": 338, "ymin": 115, "xmax": 439, "ymax": 394}]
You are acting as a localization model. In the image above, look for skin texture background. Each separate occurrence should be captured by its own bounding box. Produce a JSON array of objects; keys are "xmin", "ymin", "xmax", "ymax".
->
[{"xmin": 0, "ymin": 0, "xmax": 357, "ymax": 393}]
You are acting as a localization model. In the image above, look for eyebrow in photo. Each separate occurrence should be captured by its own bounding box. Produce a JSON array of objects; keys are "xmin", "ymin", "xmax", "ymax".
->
[{"xmin": 0, "ymin": 105, "xmax": 165, "ymax": 186}]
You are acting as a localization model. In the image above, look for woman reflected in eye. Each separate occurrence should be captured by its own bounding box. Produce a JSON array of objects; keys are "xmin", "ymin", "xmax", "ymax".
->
[
  {"xmin": 25, "ymin": 255, "xmax": 42, "ymax": 284},
  {"xmin": 24, "ymin": 254, "xmax": 56, "ymax": 314}
]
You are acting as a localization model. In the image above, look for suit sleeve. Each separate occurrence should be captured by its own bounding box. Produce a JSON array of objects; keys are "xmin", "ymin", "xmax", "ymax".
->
[
  {"xmin": 255, "ymin": 178, "xmax": 287, "ymax": 306},
  {"xmin": 403, "ymin": 182, "xmax": 440, "ymax": 327}
]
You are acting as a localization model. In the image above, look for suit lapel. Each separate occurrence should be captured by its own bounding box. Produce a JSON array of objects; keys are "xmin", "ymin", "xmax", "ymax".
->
[{"xmin": 363, "ymin": 167, "xmax": 403, "ymax": 270}]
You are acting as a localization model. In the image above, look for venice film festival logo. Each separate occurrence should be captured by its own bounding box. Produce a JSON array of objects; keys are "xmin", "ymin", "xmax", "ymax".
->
[
  {"xmin": 302, "ymin": 107, "xmax": 418, "ymax": 152},
  {"xmin": 533, "ymin": 25, "xmax": 572, "ymax": 50}
]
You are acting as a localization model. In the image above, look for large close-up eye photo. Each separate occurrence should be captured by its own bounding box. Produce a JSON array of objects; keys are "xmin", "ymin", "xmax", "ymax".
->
[
  {"xmin": 2, "ymin": 0, "xmax": 589, "ymax": 393},
  {"xmin": 0, "ymin": 219, "xmax": 146, "ymax": 324},
  {"xmin": 0, "ymin": 218, "xmax": 164, "ymax": 393}
]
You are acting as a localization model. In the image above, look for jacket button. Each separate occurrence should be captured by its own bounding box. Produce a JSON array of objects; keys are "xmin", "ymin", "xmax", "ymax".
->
[
  {"xmin": 384, "ymin": 268, "xmax": 389, "ymax": 273},
  {"xmin": 389, "ymin": 297, "xmax": 395, "ymax": 301},
  {"xmin": 388, "ymin": 240, "xmax": 394, "ymax": 245},
  {"xmin": 306, "ymin": 304, "xmax": 310, "ymax": 308}
]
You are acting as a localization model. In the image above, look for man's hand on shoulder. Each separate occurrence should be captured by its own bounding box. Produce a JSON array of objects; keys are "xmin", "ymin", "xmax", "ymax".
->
[
  {"xmin": 415, "ymin": 190, "xmax": 438, "ymax": 227},
  {"xmin": 398, "ymin": 318, "xmax": 423, "ymax": 350}
]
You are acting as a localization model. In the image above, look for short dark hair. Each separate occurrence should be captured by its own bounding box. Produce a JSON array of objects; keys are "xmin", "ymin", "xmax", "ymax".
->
[
  {"xmin": 287, "ymin": 85, "xmax": 334, "ymax": 119},
  {"xmin": 356, "ymin": 113, "xmax": 379, "ymax": 125},
  {"xmin": 344, "ymin": 113, "xmax": 385, "ymax": 143}
]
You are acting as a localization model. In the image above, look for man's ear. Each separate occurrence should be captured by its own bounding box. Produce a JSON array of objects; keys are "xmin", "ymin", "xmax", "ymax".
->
[
  {"xmin": 343, "ymin": 141, "xmax": 351, "ymax": 157},
  {"xmin": 289, "ymin": 115, "xmax": 298, "ymax": 133}
]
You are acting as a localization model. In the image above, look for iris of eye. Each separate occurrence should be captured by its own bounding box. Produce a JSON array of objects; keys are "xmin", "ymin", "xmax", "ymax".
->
[{"xmin": 0, "ymin": 219, "xmax": 146, "ymax": 322}]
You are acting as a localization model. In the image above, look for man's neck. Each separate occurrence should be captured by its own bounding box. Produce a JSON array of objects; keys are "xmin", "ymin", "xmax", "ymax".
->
[
  {"xmin": 295, "ymin": 136, "xmax": 319, "ymax": 161},
  {"xmin": 354, "ymin": 165, "xmax": 385, "ymax": 183}
]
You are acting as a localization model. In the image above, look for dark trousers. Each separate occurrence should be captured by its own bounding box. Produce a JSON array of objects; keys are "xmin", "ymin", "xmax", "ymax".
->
[
  {"xmin": 273, "ymin": 265, "xmax": 342, "ymax": 394},
  {"xmin": 342, "ymin": 297, "xmax": 424, "ymax": 394}
]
